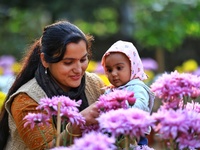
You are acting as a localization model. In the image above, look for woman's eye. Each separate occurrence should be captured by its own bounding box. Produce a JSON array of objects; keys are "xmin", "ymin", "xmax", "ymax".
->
[
  {"xmin": 64, "ymin": 62, "xmax": 72, "ymax": 65},
  {"xmin": 80, "ymin": 58, "xmax": 87, "ymax": 63}
]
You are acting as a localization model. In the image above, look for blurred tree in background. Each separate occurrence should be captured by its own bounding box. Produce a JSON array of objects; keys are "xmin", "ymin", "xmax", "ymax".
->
[
  {"xmin": 0, "ymin": 0, "xmax": 200, "ymax": 72},
  {"xmin": 132, "ymin": 0, "xmax": 200, "ymax": 72}
]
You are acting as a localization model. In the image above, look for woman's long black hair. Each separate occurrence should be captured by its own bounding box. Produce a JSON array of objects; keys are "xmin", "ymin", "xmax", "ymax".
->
[{"xmin": 0, "ymin": 20, "xmax": 93, "ymax": 149}]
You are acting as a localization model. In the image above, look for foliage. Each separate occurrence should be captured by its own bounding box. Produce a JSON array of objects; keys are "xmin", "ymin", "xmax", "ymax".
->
[
  {"xmin": 1, "ymin": 0, "xmax": 200, "ymax": 68},
  {"xmin": 0, "ymin": 7, "xmax": 51, "ymax": 60},
  {"xmin": 132, "ymin": 0, "xmax": 200, "ymax": 51},
  {"xmin": 74, "ymin": 7, "xmax": 119, "ymax": 37},
  {"xmin": 0, "ymin": 1, "xmax": 122, "ymax": 59}
]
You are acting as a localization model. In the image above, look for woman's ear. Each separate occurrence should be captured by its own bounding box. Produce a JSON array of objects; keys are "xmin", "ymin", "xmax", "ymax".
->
[{"xmin": 40, "ymin": 53, "xmax": 49, "ymax": 68}]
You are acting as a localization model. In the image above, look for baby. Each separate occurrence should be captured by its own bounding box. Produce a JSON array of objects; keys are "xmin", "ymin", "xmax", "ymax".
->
[{"xmin": 101, "ymin": 40, "xmax": 155, "ymax": 146}]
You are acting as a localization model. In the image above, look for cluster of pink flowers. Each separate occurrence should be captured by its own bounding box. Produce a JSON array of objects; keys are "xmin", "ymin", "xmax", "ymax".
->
[
  {"xmin": 150, "ymin": 70, "xmax": 200, "ymax": 149},
  {"xmin": 23, "ymin": 95, "xmax": 85, "ymax": 129},
  {"xmin": 97, "ymin": 89, "xmax": 136, "ymax": 112},
  {"xmin": 23, "ymin": 91, "xmax": 155, "ymax": 150},
  {"xmin": 51, "ymin": 131, "xmax": 116, "ymax": 150},
  {"xmin": 25, "ymin": 69, "xmax": 200, "ymax": 150},
  {"xmin": 81, "ymin": 90, "xmax": 137, "ymax": 134},
  {"xmin": 135, "ymin": 145, "xmax": 155, "ymax": 150},
  {"xmin": 97, "ymin": 108, "xmax": 153, "ymax": 139},
  {"xmin": 152, "ymin": 108, "xmax": 200, "ymax": 149},
  {"xmin": 151, "ymin": 70, "xmax": 200, "ymax": 109},
  {"xmin": 69, "ymin": 131, "xmax": 116, "ymax": 150},
  {"xmin": 185, "ymin": 101, "xmax": 200, "ymax": 113}
]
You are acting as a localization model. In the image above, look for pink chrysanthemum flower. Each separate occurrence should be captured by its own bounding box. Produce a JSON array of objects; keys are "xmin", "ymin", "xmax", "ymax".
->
[
  {"xmin": 97, "ymin": 108, "xmax": 153, "ymax": 139},
  {"xmin": 69, "ymin": 131, "xmax": 116, "ymax": 150},
  {"xmin": 185, "ymin": 101, "xmax": 200, "ymax": 113},
  {"xmin": 37, "ymin": 95, "xmax": 81, "ymax": 115},
  {"xmin": 135, "ymin": 145, "xmax": 155, "ymax": 150},
  {"xmin": 151, "ymin": 109, "xmax": 189, "ymax": 140},
  {"xmin": 160, "ymin": 98, "xmax": 182, "ymax": 110},
  {"xmin": 176, "ymin": 134, "xmax": 200, "ymax": 150},
  {"xmin": 97, "ymin": 90, "xmax": 136, "ymax": 112},
  {"xmin": 23, "ymin": 113, "xmax": 50, "ymax": 129},
  {"xmin": 60, "ymin": 108, "xmax": 85, "ymax": 125},
  {"xmin": 151, "ymin": 70, "xmax": 200, "ymax": 109},
  {"xmin": 152, "ymin": 108, "xmax": 200, "ymax": 149},
  {"xmin": 50, "ymin": 147, "xmax": 70, "ymax": 150},
  {"xmin": 24, "ymin": 95, "xmax": 85, "ymax": 130},
  {"xmin": 82, "ymin": 90, "xmax": 136, "ymax": 134},
  {"xmin": 36, "ymin": 95, "xmax": 85, "ymax": 125},
  {"xmin": 81, "ymin": 124, "xmax": 100, "ymax": 135}
]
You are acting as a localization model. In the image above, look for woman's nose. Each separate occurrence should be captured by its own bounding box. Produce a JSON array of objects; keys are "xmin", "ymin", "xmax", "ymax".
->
[{"xmin": 73, "ymin": 62, "xmax": 82, "ymax": 73}]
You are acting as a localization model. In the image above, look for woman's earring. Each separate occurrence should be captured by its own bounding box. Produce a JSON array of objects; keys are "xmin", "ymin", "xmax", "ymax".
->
[{"xmin": 45, "ymin": 68, "xmax": 47, "ymax": 74}]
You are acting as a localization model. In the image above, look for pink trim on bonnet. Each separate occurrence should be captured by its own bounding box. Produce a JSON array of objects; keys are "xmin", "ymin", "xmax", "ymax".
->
[{"xmin": 101, "ymin": 40, "xmax": 148, "ymax": 81}]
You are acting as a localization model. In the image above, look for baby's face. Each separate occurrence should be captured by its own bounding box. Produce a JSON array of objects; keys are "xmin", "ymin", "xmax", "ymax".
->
[{"xmin": 104, "ymin": 52, "xmax": 131, "ymax": 87}]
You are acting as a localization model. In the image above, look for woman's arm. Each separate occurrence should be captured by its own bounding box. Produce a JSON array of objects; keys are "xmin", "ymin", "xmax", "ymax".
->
[
  {"xmin": 11, "ymin": 93, "xmax": 101, "ymax": 149},
  {"xmin": 11, "ymin": 93, "xmax": 56, "ymax": 149}
]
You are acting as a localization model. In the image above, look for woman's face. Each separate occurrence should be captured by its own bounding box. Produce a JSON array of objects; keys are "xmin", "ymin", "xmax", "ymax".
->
[{"xmin": 48, "ymin": 40, "xmax": 89, "ymax": 92}]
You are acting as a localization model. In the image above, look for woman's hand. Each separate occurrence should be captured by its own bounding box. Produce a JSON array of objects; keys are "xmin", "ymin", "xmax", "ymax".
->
[
  {"xmin": 65, "ymin": 101, "xmax": 99, "ymax": 138},
  {"xmin": 80, "ymin": 101, "xmax": 99, "ymax": 126}
]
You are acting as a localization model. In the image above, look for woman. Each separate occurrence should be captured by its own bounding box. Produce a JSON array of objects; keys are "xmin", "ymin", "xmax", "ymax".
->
[{"xmin": 0, "ymin": 20, "xmax": 105, "ymax": 150}]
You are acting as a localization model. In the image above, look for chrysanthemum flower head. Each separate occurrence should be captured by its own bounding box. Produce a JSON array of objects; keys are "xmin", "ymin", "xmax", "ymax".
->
[
  {"xmin": 97, "ymin": 108, "xmax": 153, "ymax": 139},
  {"xmin": 50, "ymin": 146, "xmax": 70, "ymax": 150},
  {"xmin": 37, "ymin": 95, "xmax": 81, "ymax": 114},
  {"xmin": 135, "ymin": 145, "xmax": 155, "ymax": 150},
  {"xmin": 24, "ymin": 95, "xmax": 85, "ymax": 130},
  {"xmin": 69, "ymin": 131, "xmax": 116, "ymax": 150},
  {"xmin": 151, "ymin": 70, "xmax": 200, "ymax": 109},
  {"xmin": 151, "ymin": 108, "xmax": 200, "ymax": 149},
  {"xmin": 97, "ymin": 90, "xmax": 136, "ymax": 112},
  {"xmin": 185, "ymin": 101, "xmax": 200, "ymax": 113},
  {"xmin": 23, "ymin": 113, "xmax": 50, "ymax": 129},
  {"xmin": 60, "ymin": 108, "xmax": 85, "ymax": 126}
]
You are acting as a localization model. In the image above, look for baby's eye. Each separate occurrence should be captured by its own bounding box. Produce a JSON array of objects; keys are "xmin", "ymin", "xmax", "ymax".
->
[
  {"xmin": 117, "ymin": 66, "xmax": 123, "ymax": 70},
  {"xmin": 106, "ymin": 68, "xmax": 112, "ymax": 73}
]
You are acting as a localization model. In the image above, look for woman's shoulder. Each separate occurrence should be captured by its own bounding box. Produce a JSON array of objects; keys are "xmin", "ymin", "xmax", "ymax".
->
[
  {"xmin": 85, "ymin": 72, "xmax": 104, "ymax": 86},
  {"xmin": 18, "ymin": 78, "xmax": 45, "ymax": 95},
  {"xmin": 8, "ymin": 78, "xmax": 46, "ymax": 104},
  {"xmin": 84, "ymin": 72, "xmax": 105, "ymax": 104},
  {"xmin": 85, "ymin": 71, "xmax": 101, "ymax": 79}
]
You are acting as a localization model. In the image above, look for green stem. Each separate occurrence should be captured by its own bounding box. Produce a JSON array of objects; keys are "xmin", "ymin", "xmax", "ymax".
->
[
  {"xmin": 182, "ymin": 95, "xmax": 189, "ymax": 109},
  {"xmin": 169, "ymin": 138, "xmax": 176, "ymax": 150},
  {"xmin": 125, "ymin": 135, "xmax": 130, "ymax": 150},
  {"xmin": 52, "ymin": 121, "xmax": 57, "ymax": 147},
  {"xmin": 62, "ymin": 121, "xmax": 67, "ymax": 146},
  {"xmin": 56, "ymin": 102, "xmax": 61, "ymax": 146},
  {"xmin": 69, "ymin": 125, "xmax": 73, "ymax": 145},
  {"xmin": 37, "ymin": 126, "xmax": 48, "ymax": 149},
  {"xmin": 162, "ymin": 139, "xmax": 168, "ymax": 150}
]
